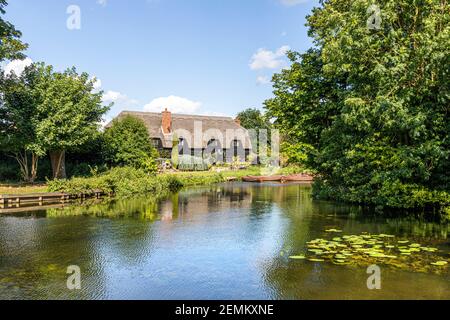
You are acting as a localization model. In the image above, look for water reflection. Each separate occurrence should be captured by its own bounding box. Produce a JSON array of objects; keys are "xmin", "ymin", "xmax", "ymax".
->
[{"xmin": 0, "ymin": 183, "xmax": 448, "ymax": 300}]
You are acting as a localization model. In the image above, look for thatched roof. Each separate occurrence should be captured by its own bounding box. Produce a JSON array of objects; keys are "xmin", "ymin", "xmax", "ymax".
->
[{"xmin": 111, "ymin": 111, "xmax": 253, "ymax": 149}]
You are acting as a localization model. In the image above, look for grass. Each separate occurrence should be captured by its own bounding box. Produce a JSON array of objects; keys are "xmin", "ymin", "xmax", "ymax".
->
[{"xmin": 0, "ymin": 184, "xmax": 48, "ymax": 195}]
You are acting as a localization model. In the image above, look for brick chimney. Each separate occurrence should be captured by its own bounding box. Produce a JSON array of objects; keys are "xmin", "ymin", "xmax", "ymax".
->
[
  {"xmin": 235, "ymin": 117, "xmax": 241, "ymax": 127},
  {"xmin": 162, "ymin": 108, "xmax": 172, "ymax": 134}
]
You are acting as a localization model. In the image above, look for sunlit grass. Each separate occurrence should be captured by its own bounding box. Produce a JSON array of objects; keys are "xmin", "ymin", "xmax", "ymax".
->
[{"xmin": 0, "ymin": 184, "xmax": 47, "ymax": 195}]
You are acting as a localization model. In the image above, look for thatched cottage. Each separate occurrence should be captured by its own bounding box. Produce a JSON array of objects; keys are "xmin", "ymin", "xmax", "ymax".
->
[{"xmin": 111, "ymin": 109, "xmax": 253, "ymax": 161}]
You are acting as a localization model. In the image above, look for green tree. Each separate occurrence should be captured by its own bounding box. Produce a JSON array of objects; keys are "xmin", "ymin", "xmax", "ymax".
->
[
  {"xmin": 103, "ymin": 115, "xmax": 158, "ymax": 172},
  {"xmin": 237, "ymin": 108, "xmax": 271, "ymax": 133},
  {"xmin": 0, "ymin": 65, "xmax": 43, "ymax": 182},
  {"xmin": 0, "ymin": 0, "xmax": 27, "ymax": 63},
  {"xmin": 237, "ymin": 108, "xmax": 273, "ymax": 161},
  {"xmin": 266, "ymin": 0, "xmax": 449, "ymax": 213},
  {"xmin": 32, "ymin": 63, "xmax": 109, "ymax": 179},
  {"xmin": 1, "ymin": 63, "xmax": 108, "ymax": 180}
]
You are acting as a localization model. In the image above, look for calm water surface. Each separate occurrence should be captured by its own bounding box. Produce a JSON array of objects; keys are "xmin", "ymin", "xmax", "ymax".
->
[{"xmin": 0, "ymin": 183, "xmax": 448, "ymax": 300}]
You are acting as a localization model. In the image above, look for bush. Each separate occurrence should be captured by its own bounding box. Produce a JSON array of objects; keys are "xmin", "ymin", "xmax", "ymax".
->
[
  {"xmin": 67, "ymin": 163, "xmax": 92, "ymax": 178},
  {"xmin": 103, "ymin": 115, "xmax": 158, "ymax": 171},
  {"xmin": 47, "ymin": 166, "xmax": 306, "ymax": 200},
  {"xmin": 48, "ymin": 167, "xmax": 158, "ymax": 197}
]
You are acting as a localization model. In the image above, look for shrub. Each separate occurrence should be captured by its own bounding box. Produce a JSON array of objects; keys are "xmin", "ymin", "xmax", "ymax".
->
[
  {"xmin": 67, "ymin": 163, "xmax": 92, "ymax": 178},
  {"xmin": 103, "ymin": 115, "xmax": 158, "ymax": 172}
]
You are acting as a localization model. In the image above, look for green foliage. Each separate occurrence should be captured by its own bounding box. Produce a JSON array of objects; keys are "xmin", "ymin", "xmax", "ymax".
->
[
  {"xmin": 47, "ymin": 166, "xmax": 282, "ymax": 199},
  {"xmin": 47, "ymin": 167, "xmax": 214, "ymax": 198},
  {"xmin": 237, "ymin": 108, "xmax": 271, "ymax": 132},
  {"xmin": 32, "ymin": 63, "xmax": 109, "ymax": 152},
  {"xmin": 67, "ymin": 163, "xmax": 93, "ymax": 178},
  {"xmin": 0, "ymin": 0, "xmax": 27, "ymax": 63},
  {"xmin": 103, "ymin": 115, "xmax": 158, "ymax": 173},
  {"xmin": 265, "ymin": 0, "xmax": 450, "ymax": 215},
  {"xmin": 280, "ymin": 142, "xmax": 314, "ymax": 166},
  {"xmin": 0, "ymin": 62, "xmax": 110, "ymax": 180},
  {"xmin": 237, "ymin": 108, "xmax": 273, "ymax": 159},
  {"xmin": 0, "ymin": 68, "xmax": 39, "ymax": 154},
  {"xmin": 48, "ymin": 167, "xmax": 161, "ymax": 198}
]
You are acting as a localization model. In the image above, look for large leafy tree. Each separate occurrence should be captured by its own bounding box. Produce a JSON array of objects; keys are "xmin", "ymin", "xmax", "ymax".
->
[
  {"xmin": 1, "ymin": 64, "xmax": 109, "ymax": 180},
  {"xmin": 0, "ymin": 66, "xmax": 43, "ymax": 182},
  {"xmin": 0, "ymin": 0, "xmax": 27, "ymax": 63},
  {"xmin": 266, "ymin": 0, "xmax": 449, "ymax": 213},
  {"xmin": 31, "ymin": 63, "xmax": 109, "ymax": 179},
  {"xmin": 103, "ymin": 115, "xmax": 158, "ymax": 171}
]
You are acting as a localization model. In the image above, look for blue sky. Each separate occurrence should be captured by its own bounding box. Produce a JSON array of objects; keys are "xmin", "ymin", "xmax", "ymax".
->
[{"xmin": 4, "ymin": 0, "xmax": 318, "ymax": 121}]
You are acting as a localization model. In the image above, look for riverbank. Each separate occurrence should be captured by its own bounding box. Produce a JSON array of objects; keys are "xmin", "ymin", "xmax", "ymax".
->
[{"xmin": 0, "ymin": 166, "xmax": 307, "ymax": 198}]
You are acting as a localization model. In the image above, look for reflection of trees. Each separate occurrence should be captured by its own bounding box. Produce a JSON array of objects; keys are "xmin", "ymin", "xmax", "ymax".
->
[
  {"xmin": 50, "ymin": 198, "xmax": 163, "ymax": 267},
  {"xmin": 46, "ymin": 197, "xmax": 160, "ymax": 220},
  {"xmin": 0, "ymin": 197, "xmax": 167, "ymax": 299},
  {"xmin": 258, "ymin": 185, "xmax": 316, "ymax": 299}
]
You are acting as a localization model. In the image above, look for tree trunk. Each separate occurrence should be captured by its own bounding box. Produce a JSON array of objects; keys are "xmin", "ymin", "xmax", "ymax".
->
[
  {"xmin": 50, "ymin": 150, "xmax": 67, "ymax": 180},
  {"xmin": 14, "ymin": 151, "xmax": 30, "ymax": 182},
  {"xmin": 11, "ymin": 151, "xmax": 40, "ymax": 183},
  {"xmin": 30, "ymin": 153, "xmax": 39, "ymax": 183}
]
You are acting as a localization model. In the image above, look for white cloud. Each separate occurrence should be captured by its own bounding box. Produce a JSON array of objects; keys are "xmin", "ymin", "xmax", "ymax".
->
[
  {"xmin": 144, "ymin": 95, "xmax": 202, "ymax": 114},
  {"xmin": 279, "ymin": 0, "xmax": 309, "ymax": 6},
  {"xmin": 256, "ymin": 75, "xmax": 271, "ymax": 85},
  {"xmin": 103, "ymin": 90, "xmax": 127, "ymax": 103},
  {"xmin": 97, "ymin": 0, "xmax": 107, "ymax": 7},
  {"xmin": 249, "ymin": 45, "xmax": 290, "ymax": 70},
  {"xmin": 4, "ymin": 58, "xmax": 33, "ymax": 76},
  {"xmin": 103, "ymin": 90, "xmax": 138, "ymax": 106}
]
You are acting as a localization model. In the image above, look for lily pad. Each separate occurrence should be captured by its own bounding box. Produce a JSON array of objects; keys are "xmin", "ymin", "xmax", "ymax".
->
[
  {"xmin": 289, "ymin": 255, "xmax": 306, "ymax": 260},
  {"xmin": 308, "ymin": 258, "xmax": 325, "ymax": 262},
  {"xmin": 430, "ymin": 261, "xmax": 448, "ymax": 266}
]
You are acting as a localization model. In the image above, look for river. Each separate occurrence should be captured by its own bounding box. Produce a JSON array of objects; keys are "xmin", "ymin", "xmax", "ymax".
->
[{"xmin": 0, "ymin": 182, "xmax": 448, "ymax": 300}]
